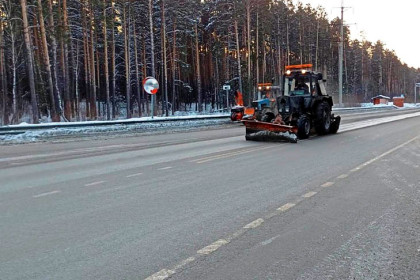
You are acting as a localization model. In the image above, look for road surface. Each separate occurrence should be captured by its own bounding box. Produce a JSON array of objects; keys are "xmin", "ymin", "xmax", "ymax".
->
[{"xmin": 1, "ymin": 109, "xmax": 420, "ymax": 279}]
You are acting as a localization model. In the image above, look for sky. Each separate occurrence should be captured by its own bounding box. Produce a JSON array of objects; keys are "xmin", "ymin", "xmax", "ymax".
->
[{"xmin": 294, "ymin": 0, "xmax": 420, "ymax": 69}]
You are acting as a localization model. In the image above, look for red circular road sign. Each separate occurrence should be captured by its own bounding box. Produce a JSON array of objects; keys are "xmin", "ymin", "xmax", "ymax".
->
[{"xmin": 143, "ymin": 77, "xmax": 159, "ymax": 95}]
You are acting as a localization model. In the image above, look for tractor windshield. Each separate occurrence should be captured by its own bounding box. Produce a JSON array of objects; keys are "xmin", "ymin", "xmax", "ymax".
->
[{"xmin": 284, "ymin": 75, "xmax": 311, "ymax": 96}]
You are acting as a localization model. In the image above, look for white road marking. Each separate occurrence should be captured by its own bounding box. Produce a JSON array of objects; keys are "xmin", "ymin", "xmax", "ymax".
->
[
  {"xmin": 337, "ymin": 174, "xmax": 349, "ymax": 179},
  {"xmin": 193, "ymin": 146, "xmax": 272, "ymax": 164},
  {"xmin": 243, "ymin": 218, "xmax": 264, "ymax": 229},
  {"xmin": 350, "ymin": 136, "xmax": 419, "ymax": 173},
  {"xmin": 302, "ymin": 191, "xmax": 317, "ymax": 198},
  {"xmin": 144, "ymin": 269, "xmax": 175, "ymax": 280},
  {"xmin": 126, "ymin": 172, "xmax": 143, "ymax": 178},
  {"xmin": 261, "ymin": 234, "xmax": 282, "ymax": 246},
  {"xmin": 172, "ymin": 257, "xmax": 196, "ymax": 270},
  {"xmin": 321, "ymin": 182, "xmax": 335, "ymax": 188},
  {"xmin": 33, "ymin": 190, "xmax": 61, "ymax": 198},
  {"xmin": 197, "ymin": 239, "xmax": 229, "ymax": 255},
  {"xmin": 85, "ymin": 181, "xmax": 106, "ymax": 187},
  {"xmin": 277, "ymin": 203, "xmax": 296, "ymax": 212},
  {"xmin": 158, "ymin": 166, "xmax": 173, "ymax": 170}
]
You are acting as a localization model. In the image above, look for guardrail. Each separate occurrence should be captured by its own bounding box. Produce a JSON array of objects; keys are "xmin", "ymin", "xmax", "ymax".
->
[{"xmin": 0, "ymin": 114, "xmax": 230, "ymax": 134}]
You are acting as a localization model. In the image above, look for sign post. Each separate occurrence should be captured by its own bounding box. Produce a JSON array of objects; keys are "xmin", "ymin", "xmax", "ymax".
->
[
  {"xmin": 223, "ymin": 84, "xmax": 231, "ymax": 111},
  {"xmin": 143, "ymin": 77, "xmax": 159, "ymax": 118}
]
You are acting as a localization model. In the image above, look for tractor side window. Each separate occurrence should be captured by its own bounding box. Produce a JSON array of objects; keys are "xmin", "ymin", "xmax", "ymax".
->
[
  {"xmin": 284, "ymin": 77, "xmax": 295, "ymax": 96},
  {"xmin": 311, "ymin": 78, "xmax": 317, "ymax": 95}
]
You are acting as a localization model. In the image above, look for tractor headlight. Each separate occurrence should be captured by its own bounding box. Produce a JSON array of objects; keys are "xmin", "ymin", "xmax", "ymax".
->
[{"xmin": 286, "ymin": 70, "xmax": 291, "ymax": 75}]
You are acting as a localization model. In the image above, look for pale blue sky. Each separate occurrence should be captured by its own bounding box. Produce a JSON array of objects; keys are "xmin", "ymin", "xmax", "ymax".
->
[{"xmin": 295, "ymin": 0, "xmax": 420, "ymax": 68}]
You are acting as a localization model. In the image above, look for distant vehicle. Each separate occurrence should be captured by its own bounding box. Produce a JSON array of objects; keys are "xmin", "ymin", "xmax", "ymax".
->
[{"xmin": 230, "ymin": 91, "xmax": 255, "ymax": 121}]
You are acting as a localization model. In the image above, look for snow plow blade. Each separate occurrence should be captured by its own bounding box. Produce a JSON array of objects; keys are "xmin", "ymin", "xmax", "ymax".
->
[{"xmin": 242, "ymin": 120, "xmax": 298, "ymax": 143}]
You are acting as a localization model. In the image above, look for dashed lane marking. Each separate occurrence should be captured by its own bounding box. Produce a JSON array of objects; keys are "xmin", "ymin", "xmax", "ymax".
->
[
  {"xmin": 84, "ymin": 181, "xmax": 106, "ymax": 187},
  {"xmin": 337, "ymin": 174, "xmax": 349, "ymax": 179},
  {"xmin": 321, "ymin": 182, "xmax": 335, "ymax": 188},
  {"xmin": 302, "ymin": 191, "xmax": 317, "ymax": 198},
  {"xmin": 277, "ymin": 203, "xmax": 296, "ymax": 212},
  {"xmin": 126, "ymin": 173, "xmax": 143, "ymax": 178},
  {"xmin": 144, "ymin": 269, "xmax": 175, "ymax": 280},
  {"xmin": 33, "ymin": 190, "xmax": 61, "ymax": 198},
  {"xmin": 172, "ymin": 257, "xmax": 196, "ymax": 271},
  {"xmin": 197, "ymin": 239, "xmax": 229, "ymax": 255},
  {"xmin": 158, "ymin": 166, "xmax": 173, "ymax": 170},
  {"xmin": 192, "ymin": 146, "xmax": 272, "ymax": 164},
  {"xmin": 243, "ymin": 218, "xmax": 264, "ymax": 229}
]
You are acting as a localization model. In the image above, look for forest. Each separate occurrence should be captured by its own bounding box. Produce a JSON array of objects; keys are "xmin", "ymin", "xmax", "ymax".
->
[{"xmin": 0, "ymin": 0, "xmax": 419, "ymax": 124}]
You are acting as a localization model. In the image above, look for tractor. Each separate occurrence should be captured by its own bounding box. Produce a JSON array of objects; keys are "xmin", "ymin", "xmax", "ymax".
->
[{"xmin": 243, "ymin": 64, "xmax": 341, "ymax": 142}]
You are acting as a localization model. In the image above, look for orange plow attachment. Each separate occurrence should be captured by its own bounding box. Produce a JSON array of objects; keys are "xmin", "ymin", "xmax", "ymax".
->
[{"xmin": 242, "ymin": 120, "xmax": 298, "ymax": 143}]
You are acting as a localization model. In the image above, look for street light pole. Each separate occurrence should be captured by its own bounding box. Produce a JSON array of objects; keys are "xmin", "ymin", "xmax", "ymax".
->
[{"xmin": 338, "ymin": 5, "xmax": 344, "ymax": 107}]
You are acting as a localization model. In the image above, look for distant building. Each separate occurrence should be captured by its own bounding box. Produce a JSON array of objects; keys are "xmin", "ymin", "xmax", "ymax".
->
[
  {"xmin": 393, "ymin": 96, "xmax": 405, "ymax": 107},
  {"xmin": 371, "ymin": 95, "xmax": 390, "ymax": 105}
]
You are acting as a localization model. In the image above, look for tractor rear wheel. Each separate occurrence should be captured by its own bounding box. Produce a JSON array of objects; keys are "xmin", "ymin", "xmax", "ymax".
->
[
  {"xmin": 315, "ymin": 101, "xmax": 331, "ymax": 135},
  {"xmin": 329, "ymin": 115, "xmax": 341, "ymax": 134},
  {"xmin": 297, "ymin": 115, "xmax": 311, "ymax": 139}
]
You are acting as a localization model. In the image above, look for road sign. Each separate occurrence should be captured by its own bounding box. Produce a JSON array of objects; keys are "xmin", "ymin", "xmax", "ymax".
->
[
  {"xmin": 143, "ymin": 77, "xmax": 159, "ymax": 95},
  {"xmin": 223, "ymin": 85, "xmax": 231, "ymax": 91}
]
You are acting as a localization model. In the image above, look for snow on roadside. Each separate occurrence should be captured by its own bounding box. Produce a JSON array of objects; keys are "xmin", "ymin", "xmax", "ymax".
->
[{"xmin": 0, "ymin": 118, "xmax": 232, "ymax": 144}]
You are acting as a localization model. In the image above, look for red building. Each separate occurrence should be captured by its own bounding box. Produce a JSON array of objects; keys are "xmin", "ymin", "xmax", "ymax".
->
[{"xmin": 371, "ymin": 95, "xmax": 390, "ymax": 105}]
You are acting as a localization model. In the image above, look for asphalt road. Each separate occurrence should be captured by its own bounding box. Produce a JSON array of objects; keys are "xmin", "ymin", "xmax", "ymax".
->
[{"xmin": 1, "ymin": 109, "xmax": 420, "ymax": 279}]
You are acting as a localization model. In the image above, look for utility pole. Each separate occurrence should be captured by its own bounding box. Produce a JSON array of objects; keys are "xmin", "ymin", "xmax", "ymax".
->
[{"xmin": 338, "ymin": 4, "xmax": 344, "ymax": 107}]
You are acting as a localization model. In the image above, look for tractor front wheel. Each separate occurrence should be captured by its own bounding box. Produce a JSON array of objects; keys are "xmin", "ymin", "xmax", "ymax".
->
[
  {"xmin": 297, "ymin": 115, "xmax": 311, "ymax": 139},
  {"xmin": 261, "ymin": 112, "xmax": 275, "ymax": 123}
]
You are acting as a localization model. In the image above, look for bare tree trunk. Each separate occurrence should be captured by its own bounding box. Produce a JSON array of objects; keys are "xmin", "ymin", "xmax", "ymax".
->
[
  {"xmin": 37, "ymin": 0, "xmax": 59, "ymax": 121},
  {"xmin": 194, "ymin": 21, "xmax": 202, "ymax": 112},
  {"xmin": 47, "ymin": 0, "xmax": 62, "ymax": 118},
  {"xmin": 161, "ymin": 0, "xmax": 169, "ymax": 116},
  {"xmin": 123, "ymin": 2, "xmax": 131, "ymax": 119},
  {"xmin": 142, "ymin": 37, "xmax": 149, "ymax": 115},
  {"xmin": 89, "ymin": 1, "xmax": 97, "ymax": 119},
  {"xmin": 0, "ymin": 20, "xmax": 6, "ymax": 125},
  {"xmin": 234, "ymin": 20, "xmax": 243, "ymax": 95},
  {"xmin": 11, "ymin": 31, "xmax": 17, "ymax": 122},
  {"xmin": 256, "ymin": 13, "xmax": 259, "ymax": 87},
  {"xmin": 148, "ymin": 0, "xmax": 155, "ymax": 116},
  {"xmin": 246, "ymin": 0, "xmax": 251, "ymax": 105},
  {"xmin": 20, "ymin": 0, "xmax": 39, "ymax": 123},
  {"xmin": 171, "ymin": 17, "xmax": 177, "ymax": 114},
  {"xmin": 74, "ymin": 41, "xmax": 80, "ymax": 120},
  {"xmin": 103, "ymin": 0, "xmax": 111, "ymax": 120},
  {"xmin": 82, "ymin": 2, "xmax": 90, "ymax": 119},
  {"xmin": 133, "ymin": 22, "xmax": 141, "ymax": 117},
  {"xmin": 111, "ymin": 0, "xmax": 116, "ymax": 119},
  {"xmin": 62, "ymin": 0, "xmax": 71, "ymax": 120}
]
